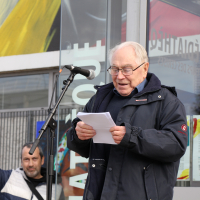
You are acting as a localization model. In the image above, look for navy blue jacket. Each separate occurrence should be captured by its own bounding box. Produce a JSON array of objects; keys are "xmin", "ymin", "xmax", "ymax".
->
[{"xmin": 67, "ymin": 73, "xmax": 188, "ymax": 200}]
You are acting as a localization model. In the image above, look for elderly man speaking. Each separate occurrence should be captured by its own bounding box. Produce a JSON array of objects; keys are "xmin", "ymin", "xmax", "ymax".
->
[{"xmin": 67, "ymin": 41, "xmax": 188, "ymax": 200}]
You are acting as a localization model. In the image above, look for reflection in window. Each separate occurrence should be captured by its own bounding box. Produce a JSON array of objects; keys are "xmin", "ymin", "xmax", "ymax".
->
[
  {"xmin": 0, "ymin": 74, "xmax": 49, "ymax": 109},
  {"xmin": 148, "ymin": 0, "xmax": 200, "ymax": 186}
]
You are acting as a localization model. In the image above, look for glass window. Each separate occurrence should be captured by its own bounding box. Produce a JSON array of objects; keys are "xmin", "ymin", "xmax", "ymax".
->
[
  {"xmin": 57, "ymin": 63, "xmax": 106, "ymax": 108},
  {"xmin": 56, "ymin": 0, "xmax": 127, "ymax": 199},
  {"xmin": 0, "ymin": 74, "xmax": 49, "ymax": 110},
  {"xmin": 148, "ymin": 0, "xmax": 200, "ymax": 186}
]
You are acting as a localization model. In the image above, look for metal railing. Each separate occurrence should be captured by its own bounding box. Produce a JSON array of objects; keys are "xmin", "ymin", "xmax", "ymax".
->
[{"xmin": 0, "ymin": 107, "xmax": 82, "ymax": 170}]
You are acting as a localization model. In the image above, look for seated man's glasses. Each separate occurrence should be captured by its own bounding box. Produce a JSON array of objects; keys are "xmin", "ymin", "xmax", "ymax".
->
[{"xmin": 107, "ymin": 62, "xmax": 145, "ymax": 76}]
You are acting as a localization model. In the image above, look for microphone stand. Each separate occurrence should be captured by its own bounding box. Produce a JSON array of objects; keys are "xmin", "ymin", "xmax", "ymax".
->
[{"xmin": 29, "ymin": 72, "xmax": 76, "ymax": 200}]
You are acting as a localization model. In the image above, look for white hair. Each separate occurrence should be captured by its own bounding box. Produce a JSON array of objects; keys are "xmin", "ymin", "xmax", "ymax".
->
[{"xmin": 108, "ymin": 41, "xmax": 148, "ymax": 65}]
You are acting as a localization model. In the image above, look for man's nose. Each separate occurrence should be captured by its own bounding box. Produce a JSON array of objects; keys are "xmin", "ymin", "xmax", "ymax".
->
[
  {"xmin": 117, "ymin": 70, "xmax": 125, "ymax": 79},
  {"xmin": 29, "ymin": 160, "xmax": 33, "ymax": 166}
]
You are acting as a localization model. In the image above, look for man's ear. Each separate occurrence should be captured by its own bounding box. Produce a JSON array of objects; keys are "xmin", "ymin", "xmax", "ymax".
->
[
  {"xmin": 144, "ymin": 62, "xmax": 149, "ymax": 73},
  {"xmin": 41, "ymin": 156, "xmax": 45, "ymax": 165}
]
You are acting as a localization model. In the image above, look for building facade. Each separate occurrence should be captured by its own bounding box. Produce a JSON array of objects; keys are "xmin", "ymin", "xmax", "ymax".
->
[{"xmin": 0, "ymin": 0, "xmax": 200, "ymax": 199}]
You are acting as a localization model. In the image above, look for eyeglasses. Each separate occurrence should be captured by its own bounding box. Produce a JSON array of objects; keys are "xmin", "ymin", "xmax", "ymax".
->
[{"xmin": 107, "ymin": 62, "xmax": 145, "ymax": 76}]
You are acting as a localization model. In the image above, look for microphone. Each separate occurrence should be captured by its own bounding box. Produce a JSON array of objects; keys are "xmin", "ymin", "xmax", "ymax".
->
[{"xmin": 64, "ymin": 65, "xmax": 95, "ymax": 80}]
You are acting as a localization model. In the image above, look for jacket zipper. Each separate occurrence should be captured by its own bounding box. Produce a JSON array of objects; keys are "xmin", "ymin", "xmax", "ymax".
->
[{"xmin": 83, "ymin": 90, "xmax": 98, "ymax": 199}]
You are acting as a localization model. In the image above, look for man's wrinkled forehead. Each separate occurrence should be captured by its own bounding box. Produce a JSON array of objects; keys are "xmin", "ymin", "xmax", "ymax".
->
[
  {"xmin": 110, "ymin": 64, "xmax": 133, "ymax": 68},
  {"xmin": 111, "ymin": 46, "xmax": 139, "ymax": 65},
  {"xmin": 21, "ymin": 146, "xmax": 39, "ymax": 159}
]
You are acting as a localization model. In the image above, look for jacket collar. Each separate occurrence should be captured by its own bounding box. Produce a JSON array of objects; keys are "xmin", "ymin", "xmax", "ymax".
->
[
  {"xmin": 94, "ymin": 73, "xmax": 162, "ymax": 96},
  {"xmin": 92, "ymin": 73, "xmax": 162, "ymax": 112},
  {"xmin": 134, "ymin": 73, "xmax": 162, "ymax": 97},
  {"xmin": 93, "ymin": 73, "xmax": 178, "ymax": 110}
]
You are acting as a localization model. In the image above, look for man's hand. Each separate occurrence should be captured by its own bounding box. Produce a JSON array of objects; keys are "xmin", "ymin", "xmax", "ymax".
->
[
  {"xmin": 75, "ymin": 121, "xmax": 96, "ymax": 140},
  {"xmin": 110, "ymin": 126, "xmax": 126, "ymax": 144}
]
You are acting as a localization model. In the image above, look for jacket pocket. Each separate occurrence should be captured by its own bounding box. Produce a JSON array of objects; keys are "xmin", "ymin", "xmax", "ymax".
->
[
  {"xmin": 144, "ymin": 164, "xmax": 158, "ymax": 200},
  {"xmin": 86, "ymin": 159, "xmax": 107, "ymax": 200},
  {"xmin": 86, "ymin": 189, "xmax": 94, "ymax": 200},
  {"xmin": 89, "ymin": 159, "xmax": 107, "ymax": 171}
]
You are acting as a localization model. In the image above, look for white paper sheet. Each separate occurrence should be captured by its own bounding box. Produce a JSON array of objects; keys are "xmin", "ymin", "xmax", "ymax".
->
[{"xmin": 77, "ymin": 112, "xmax": 117, "ymax": 144}]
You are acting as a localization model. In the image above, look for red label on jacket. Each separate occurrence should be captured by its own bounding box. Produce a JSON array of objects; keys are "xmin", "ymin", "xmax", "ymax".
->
[{"xmin": 181, "ymin": 124, "xmax": 187, "ymax": 132}]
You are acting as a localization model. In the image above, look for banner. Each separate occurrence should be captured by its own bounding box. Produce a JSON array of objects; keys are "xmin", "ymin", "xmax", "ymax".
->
[{"xmin": 193, "ymin": 115, "xmax": 200, "ymax": 181}]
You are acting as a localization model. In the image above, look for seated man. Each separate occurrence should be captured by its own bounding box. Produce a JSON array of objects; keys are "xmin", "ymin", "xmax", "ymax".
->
[{"xmin": 0, "ymin": 142, "xmax": 64, "ymax": 200}]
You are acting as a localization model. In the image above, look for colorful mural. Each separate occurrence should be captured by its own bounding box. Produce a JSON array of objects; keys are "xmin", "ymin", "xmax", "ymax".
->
[{"xmin": 0, "ymin": 0, "xmax": 60, "ymax": 56}]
